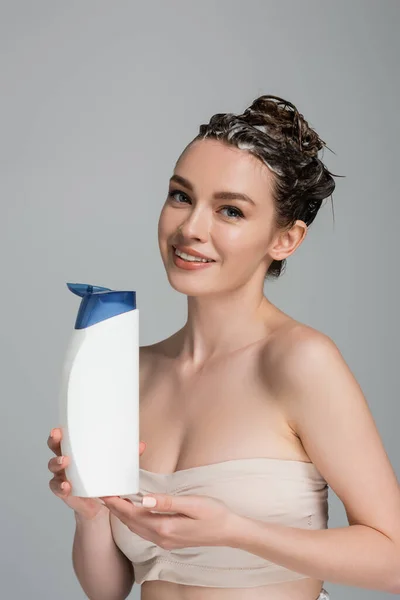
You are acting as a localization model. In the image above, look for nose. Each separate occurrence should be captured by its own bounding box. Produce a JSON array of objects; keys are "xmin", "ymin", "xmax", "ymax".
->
[{"xmin": 177, "ymin": 208, "xmax": 210, "ymax": 242}]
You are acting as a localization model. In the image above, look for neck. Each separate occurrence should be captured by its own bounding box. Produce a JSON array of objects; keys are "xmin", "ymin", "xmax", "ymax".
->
[{"xmin": 175, "ymin": 285, "xmax": 280, "ymax": 370}]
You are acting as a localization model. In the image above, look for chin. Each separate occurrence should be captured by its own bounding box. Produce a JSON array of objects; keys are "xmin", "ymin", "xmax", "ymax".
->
[{"xmin": 165, "ymin": 273, "xmax": 215, "ymax": 296}]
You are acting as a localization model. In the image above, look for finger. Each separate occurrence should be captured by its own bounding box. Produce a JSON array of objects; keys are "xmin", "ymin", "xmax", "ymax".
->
[
  {"xmin": 139, "ymin": 441, "xmax": 146, "ymax": 455},
  {"xmin": 49, "ymin": 475, "xmax": 70, "ymax": 497},
  {"xmin": 100, "ymin": 496, "xmax": 136, "ymax": 521},
  {"xmin": 47, "ymin": 428, "xmax": 62, "ymax": 456},
  {"xmin": 139, "ymin": 493, "xmax": 204, "ymax": 517},
  {"xmin": 48, "ymin": 454, "xmax": 69, "ymax": 474}
]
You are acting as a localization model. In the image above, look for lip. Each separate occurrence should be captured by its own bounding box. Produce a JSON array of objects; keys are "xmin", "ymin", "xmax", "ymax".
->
[
  {"xmin": 172, "ymin": 245, "xmax": 215, "ymax": 261},
  {"xmin": 171, "ymin": 247, "xmax": 215, "ymax": 270}
]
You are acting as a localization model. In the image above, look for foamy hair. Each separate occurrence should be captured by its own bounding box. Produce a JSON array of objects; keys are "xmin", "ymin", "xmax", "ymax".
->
[{"xmin": 184, "ymin": 94, "xmax": 342, "ymax": 279}]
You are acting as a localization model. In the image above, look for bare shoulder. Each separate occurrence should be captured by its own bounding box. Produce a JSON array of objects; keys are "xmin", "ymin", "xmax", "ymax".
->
[
  {"xmin": 139, "ymin": 341, "xmax": 166, "ymax": 374},
  {"xmin": 263, "ymin": 318, "xmax": 334, "ymax": 378},
  {"xmin": 139, "ymin": 330, "xmax": 182, "ymax": 384},
  {"xmin": 262, "ymin": 319, "xmax": 400, "ymax": 552},
  {"xmin": 261, "ymin": 319, "xmax": 341, "ymax": 430}
]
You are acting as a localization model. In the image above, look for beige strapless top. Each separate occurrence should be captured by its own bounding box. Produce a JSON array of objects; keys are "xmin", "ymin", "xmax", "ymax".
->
[{"xmin": 110, "ymin": 457, "xmax": 329, "ymax": 588}]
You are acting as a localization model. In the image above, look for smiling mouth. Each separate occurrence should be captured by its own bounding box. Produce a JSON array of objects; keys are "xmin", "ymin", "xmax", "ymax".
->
[{"xmin": 172, "ymin": 246, "xmax": 215, "ymax": 263}]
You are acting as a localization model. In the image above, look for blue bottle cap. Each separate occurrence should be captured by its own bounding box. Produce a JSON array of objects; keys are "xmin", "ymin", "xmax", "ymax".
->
[{"xmin": 67, "ymin": 283, "xmax": 137, "ymax": 329}]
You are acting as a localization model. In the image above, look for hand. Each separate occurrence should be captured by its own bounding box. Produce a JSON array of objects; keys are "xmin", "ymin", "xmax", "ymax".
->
[
  {"xmin": 100, "ymin": 491, "xmax": 236, "ymax": 550},
  {"xmin": 47, "ymin": 427, "xmax": 147, "ymax": 521}
]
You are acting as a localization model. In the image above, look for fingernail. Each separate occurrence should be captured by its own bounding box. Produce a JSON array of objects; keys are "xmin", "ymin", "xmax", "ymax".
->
[
  {"xmin": 142, "ymin": 496, "xmax": 157, "ymax": 507},
  {"xmin": 57, "ymin": 456, "xmax": 63, "ymax": 465},
  {"xmin": 61, "ymin": 482, "xmax": 67, "ymax": 491}
]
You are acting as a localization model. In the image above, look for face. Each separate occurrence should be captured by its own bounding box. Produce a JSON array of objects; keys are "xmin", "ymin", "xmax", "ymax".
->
[{"xmin": 157, "ymin": 139, "xmax": 302, "ymax": 296}]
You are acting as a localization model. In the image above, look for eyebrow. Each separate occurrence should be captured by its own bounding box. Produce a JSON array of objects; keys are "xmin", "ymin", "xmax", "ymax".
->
[{"xmin": 169, "ymin": 174, "xmax": 256, "ymax": 206}]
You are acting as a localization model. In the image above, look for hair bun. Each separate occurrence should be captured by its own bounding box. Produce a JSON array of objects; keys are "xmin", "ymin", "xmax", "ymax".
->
[{"xmin": 241, "ymin": 95, "xmax": 326, "ymax": 158}]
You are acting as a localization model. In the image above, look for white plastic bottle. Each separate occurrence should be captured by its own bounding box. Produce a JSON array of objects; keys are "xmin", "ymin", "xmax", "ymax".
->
[{"xmin": 58, "ymin": 283, "xmax": 139, "ymax": 498}]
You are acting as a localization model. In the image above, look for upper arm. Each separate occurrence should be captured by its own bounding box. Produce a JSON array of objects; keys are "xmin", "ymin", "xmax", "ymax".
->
[
  {"xmin": 274, "ymin": 327, "xmax": 400, "ymax": 545},
  {"xmin": 109, "ymin": 510, "xmax": 136, "ymax": 592}
]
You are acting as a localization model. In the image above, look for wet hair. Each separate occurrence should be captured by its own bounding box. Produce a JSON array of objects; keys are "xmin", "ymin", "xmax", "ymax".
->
[{"xmin": 182, "ymin": 94, "xmax": 342, "ymax": 279}]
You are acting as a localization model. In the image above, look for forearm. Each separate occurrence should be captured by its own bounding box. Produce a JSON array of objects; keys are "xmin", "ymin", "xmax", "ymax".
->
[
  {"xmin": 228, "ymin": 514, "xmax": 400, "ymax": 593},
  {"xmin": 72, "ymin": 505, "xmax": 134, "ymax": 600}
]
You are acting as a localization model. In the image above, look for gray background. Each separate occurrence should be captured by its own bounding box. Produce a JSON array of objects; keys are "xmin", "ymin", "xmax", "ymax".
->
[{"xmin": 1, "ymin": 1, "xmax": 399, "ymax": 598}]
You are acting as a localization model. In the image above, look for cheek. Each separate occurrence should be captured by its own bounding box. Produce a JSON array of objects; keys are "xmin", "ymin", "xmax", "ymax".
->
[
  {"xmin": 220, "ymin": 229, "xmax": 265, "ymax": 260},
  {"xmin": 157, "ymin": 215, "xmax": 168, "ymax": 258},
  {"xmin": 217, "ymin": 233, "xmax": 270, "ymax": 278},
  {"xmin": 157, "ymin": 206, "xmax": 171, "ymax": 240},
  {"xmin": 158, "ymin": 204, "xmax": 180, "ymax": 235}
]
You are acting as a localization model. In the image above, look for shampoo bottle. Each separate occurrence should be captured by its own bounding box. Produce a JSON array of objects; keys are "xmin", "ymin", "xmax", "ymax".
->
[{"xmin": 58, "ymin": 283, "xmax": 139, "ymax": 498}]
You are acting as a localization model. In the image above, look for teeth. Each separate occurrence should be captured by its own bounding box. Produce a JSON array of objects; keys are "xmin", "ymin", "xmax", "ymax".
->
[{"xmin": 174, "ymin": 247, "xmax": 213, "ymax": 263}]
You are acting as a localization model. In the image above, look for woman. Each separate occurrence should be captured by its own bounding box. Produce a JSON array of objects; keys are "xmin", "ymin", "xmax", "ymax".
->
[{"xmin": 48, "ymin": 95, "xmax": 400, "ymax": 600}]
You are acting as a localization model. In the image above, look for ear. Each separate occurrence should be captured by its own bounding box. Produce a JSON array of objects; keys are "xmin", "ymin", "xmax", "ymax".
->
[{"xmin": 269, "ymin": 220, "xmax": 308, "ymax": 261}]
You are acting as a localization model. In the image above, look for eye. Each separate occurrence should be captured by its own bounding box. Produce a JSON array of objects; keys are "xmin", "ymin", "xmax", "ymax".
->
[
  {"xmin": 168, "ymin": 189, "xmax": 189, "ymax": 204},
  {"xmin": 167, "ymin": 189, "xmax": 244, "ymax": 220},
  {"xmin": 220, "ymin": 206, "xmax": 244, "ymax": 220}
]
